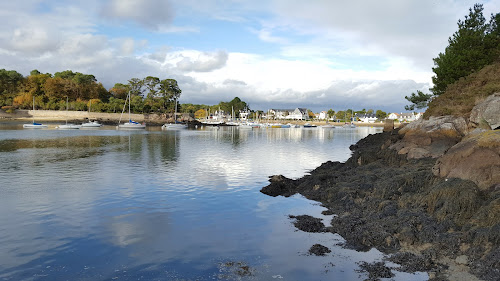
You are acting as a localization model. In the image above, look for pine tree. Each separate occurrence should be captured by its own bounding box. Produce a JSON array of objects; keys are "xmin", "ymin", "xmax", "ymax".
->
[{"xmin": 431, "ymin": 4, "xmax": 493, "ymax": 96}]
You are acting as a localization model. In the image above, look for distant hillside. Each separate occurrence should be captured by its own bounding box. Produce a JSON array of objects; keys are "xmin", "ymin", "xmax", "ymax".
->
[{"xmin": 424, "ymin": 60, "xmax": 500, "ymax": 119}]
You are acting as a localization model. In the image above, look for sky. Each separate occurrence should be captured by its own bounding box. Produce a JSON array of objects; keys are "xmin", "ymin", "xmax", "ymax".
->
[{"xmin": 1, "ymin": 0, "xmax": 499, "ymax": 113}]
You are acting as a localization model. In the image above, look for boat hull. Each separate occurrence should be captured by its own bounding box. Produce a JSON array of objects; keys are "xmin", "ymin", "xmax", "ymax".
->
[
  {"xmin": 23, "ymin": 124, "xmax": 48, "ymax": 129},
  {"xmin": 57, "ymin": 124, "xmax": 81, "ymax": 129},
  {"xmin": 81, "ymin": 122, "xmax": 102, "ymax": 128},
  {"xmin": 161, "ymin": 124, "xmax": 186, "ymax": 130},
  {"xmin": 118, "ymin": 122, "xmax": 146, "ymax": 129}
]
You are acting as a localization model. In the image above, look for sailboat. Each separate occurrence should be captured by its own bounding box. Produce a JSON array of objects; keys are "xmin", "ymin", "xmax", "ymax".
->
[
  {"xmin": 23, "ymin": 96, "xmax": 48, "ymax": 129},
  {"xmin": 81, "ymin": 100, "xmax": 102, "ymax": 128},
  {"xmin": 57, "ymin": 97, "xmax": 81, "ymax": 129},
  {"xmin": 161, "ymin": 98, "xmax": 186, "ymax": 130},
  {"xmin": 117, "ymin": 92, "xmax": 146, "ymax": 129}
]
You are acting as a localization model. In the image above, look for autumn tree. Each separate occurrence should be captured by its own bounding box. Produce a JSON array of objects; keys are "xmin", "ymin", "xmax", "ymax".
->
[
  {"xmin": 0, "ymin": 69, "xmax": 24, "ymax": 106},
  {"xmin": 109, "ymin": 83, "xmax": 129, "ymax": 99},
  {"xmin": 194, "ymin": 109, "xmax": 207, "ymax": 119}
]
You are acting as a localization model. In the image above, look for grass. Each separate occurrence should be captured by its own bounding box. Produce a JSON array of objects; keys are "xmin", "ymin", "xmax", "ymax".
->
[{"xmin": 424, "ymin": 60, "xmax": 500, "ymax": 119}]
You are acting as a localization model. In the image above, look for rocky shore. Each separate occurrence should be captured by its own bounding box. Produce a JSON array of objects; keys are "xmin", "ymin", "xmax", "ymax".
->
[{"xmin": 261, "ymin": 94, "xmax": 499, "ymax": 280}]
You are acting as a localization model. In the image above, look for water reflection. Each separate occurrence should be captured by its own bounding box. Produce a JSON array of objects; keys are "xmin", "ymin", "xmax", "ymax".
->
[{"xmin": 1, "ymin": 125, "xmax": 422, "ymax": 280}]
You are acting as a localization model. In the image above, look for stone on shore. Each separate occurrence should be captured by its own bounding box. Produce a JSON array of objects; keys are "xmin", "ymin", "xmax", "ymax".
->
[
  {"xmin": 391, "ymin": 116, "xmax": 468, "ymax": 159},
  {"xmin": 433, "ymin": 130, "xmax": 500, "ymax": 190},
  {"xmin": 469, "ymin": 93, "xmax": 500, "ymax": 130}
]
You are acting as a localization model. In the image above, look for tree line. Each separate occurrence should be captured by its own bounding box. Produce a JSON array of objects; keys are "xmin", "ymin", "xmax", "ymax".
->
[
  {"xmin": 0, "ymin": 69, "xmax": 187, "ymax": 114},
  {"xmin": 406, "ymin": 4, "xmax": 500, "ymax": 110},
  {"xmin": 0, "ymin": 69, "xmax": 253, "ymax": 116}
]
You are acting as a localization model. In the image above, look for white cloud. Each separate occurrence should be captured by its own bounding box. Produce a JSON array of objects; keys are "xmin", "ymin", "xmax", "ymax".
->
[
  {"xmin": 1, "ymin": 0, "xmax": 495, "ymax": 113},
  {"xmin": 175, "ymin": 50, "xmax": 229, "ymax": 72},
  {"xmin": 9, "ymin": 27, "xmax": 56, "ymax": 54},
  {"xmin": 100, "ymin": 0, "xmax": 175, "ymax": 29}
]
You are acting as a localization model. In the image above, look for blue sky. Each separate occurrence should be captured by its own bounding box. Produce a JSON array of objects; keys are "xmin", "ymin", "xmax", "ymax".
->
[{"xmin": 1, "ymin": 0, "xmax": 498, "ymax": 113}]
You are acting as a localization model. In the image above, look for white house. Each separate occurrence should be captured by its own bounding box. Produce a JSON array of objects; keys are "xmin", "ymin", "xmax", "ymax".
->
[
  {"xmin": 239, "ymin": 110, "xmax": 250, "ymax": 120},
  {"xmin": 318, "ymin": 111, "xmax": 328, "ymax": 120},
  {"xmin": 268, "ymin": 108, "xmax": 309, "ymax": 120},
  {"xmin": 286, "ymin": 108, "xmax": 309, "ymax": 120},
  {"xmin": 387, "ymin": 112, "xmax": 425, "ymax": 122},
  {"xmin": 387, "ymin": 113, "xmax": 401, "ymax": 120},
  {"xmin": 356, "ymin": 113, "xmax": 378, "ymax": 123}
]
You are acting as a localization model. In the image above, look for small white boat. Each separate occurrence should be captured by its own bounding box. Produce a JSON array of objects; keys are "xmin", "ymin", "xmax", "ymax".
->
[
  {"xmin": 118, "ymin": 120, "xmax": 146, "ymax": 129},
  {"xmin": 57, "ymin": 97, "xmax": 81, "ymax": 129},
  {"xmin": 321, "ymin": 124, "xmax": 335, "ymax": 129},
  {"xmin": 24, "ymin": 97, "xmax": 47, "ymax": 129},
  {"xmin": 56, "ymin": 124, "xmax": 81, "ymax": 129},
  {"xmin": 117, "ymin": 92, "xmax": 146, "ymax": 130},
  {"xmin": 162, "ymin": 98, "xmax": 186, "ymax": 130},
  {"xmin": 81, "ymin": 120, "xmax": 102, "ymax": 128},
  {"xmin": 23, "ymin": 123, "xmax": 48, "ymax": 129},
  {"xmin": 162, "ymin": 123, "xmax": 186, "ymax": 130}
]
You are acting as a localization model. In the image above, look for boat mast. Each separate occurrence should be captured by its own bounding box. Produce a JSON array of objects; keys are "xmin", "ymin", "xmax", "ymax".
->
[
  {"xmin": 66, "ymin": 96, "xmax": 69, "ymax": 125},
  {"xmin": 174, "ymin": 98, "xmax": 177, "ymax": 123},
  {"xmin": 128, "ymin": 92, "xmax": 131, "ymax": 122},
  {"xmin": 32, "ymin": 96, "xmax": 35, "ymax": 124}
]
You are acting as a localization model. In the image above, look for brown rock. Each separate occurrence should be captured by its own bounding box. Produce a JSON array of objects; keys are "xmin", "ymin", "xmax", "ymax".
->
[
  {"xmin": 391, "ymin": 116, "xmax": 468, "ymax": 159},
  {"xmin": 469, "ymin": 93, "xmax": 500, "ymax": 130},
  {"xmin": 433, "ymin": 130, "xmax": 500, "ymax": 190}
]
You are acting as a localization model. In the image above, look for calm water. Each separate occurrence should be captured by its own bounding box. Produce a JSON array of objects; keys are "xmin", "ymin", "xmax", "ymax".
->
[{"xmin": 0, "ymin": 123, "xmax": 426, "ymax": 280}]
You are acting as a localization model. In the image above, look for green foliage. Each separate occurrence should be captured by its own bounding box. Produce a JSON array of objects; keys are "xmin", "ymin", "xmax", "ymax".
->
[
  {"xmin": 404, "ymin": 90, "xmax": 433, "ymax": 111},
  {"xmin": 216, "ymin": 97, "xmax": 248, "ymax": 116},
  {"xmin": 335, "ymin": 110, "xmax": 345, "ymax": 121},
  {"xmin": 375, "ymin": 110, "xmax": 387, "ymax": 119},
  {"xmin": 128, "ymin": 78, "xmax": 144, "ymax": 97},
  {"xmin": 425, "ymin": 60, "xmax": 500, "ymax": 118},
  {"xmin": 0, "ymin": 69, "xmax": 24, "ymax": 106},
  {"xmin": 431, "ymin": 4, "xmax": 500, "ymax": 96},
  {"xmin": 144, "ymin": 76, "xmax": 160, "ymax": 98},
  {"xmin": 327, "ymin": 109, "xmax": 335, "ymax": 118}
]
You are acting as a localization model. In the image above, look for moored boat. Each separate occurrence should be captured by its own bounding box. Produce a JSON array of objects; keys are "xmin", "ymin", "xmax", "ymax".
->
[
  {"xmin": 81, "ymin": 120, "xmax": 102, "ymax": 128},
  {"xmin": 117, "ymin": 92, "xmax": 146, "ymax": 130},
  {"xmin": 23, "ymin": 97, "xmax": 48, "ymax": 129}
]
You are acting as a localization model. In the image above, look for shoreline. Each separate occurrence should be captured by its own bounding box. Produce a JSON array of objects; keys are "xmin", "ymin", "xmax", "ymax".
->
[
  {"xmin": 261, "ymin": 128, "xmax": 499, "ymax": 280},
  {"xmin": 0, "ymin": 109, "xmax": 403, "ymax": 127}
]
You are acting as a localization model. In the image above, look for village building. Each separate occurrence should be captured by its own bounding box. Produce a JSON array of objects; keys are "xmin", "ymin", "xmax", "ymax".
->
[
  {"xmin": 355, "ymin": 113, "xmax": 378, "ymax": 123},
  {"xmin": 268, "ymin": 108, "xmax": 309, "ymax": 120},
  {"xmin": 386, "ymin": 112, "xmax": 424, "ymax": 122}
]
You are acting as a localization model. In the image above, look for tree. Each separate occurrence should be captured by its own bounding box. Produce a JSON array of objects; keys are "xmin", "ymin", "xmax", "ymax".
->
[
  {"xmin": 375, "ymin": 109, "xmax": 387, "ymax": 119},
  {"xmin": 327, "ymin": 109, "xmax": 335, "ymax": 119},
  {"xmin": 30, "ymin": 69, "xmax": 41, "ymax": 76},
  {"xmin": 158, "ymin": 79, "xmax": 181, "ymax": 101},
  {"xmin": 128, "ymin": 78, "xmax": 144, "ymax": 97},
  {"xmin": 109, "ymin": 83, "xmax": 129, "ymax": 99},
  {"xmin": 431, "ymin": 4, "xmax": 498, "ymax": 96},
  {"xmin": 43, "ymin": 77, "xmax": 68, "ymax": 100},
  {"xmin": 0, "ymin": 69, "xmax": 24, "ymax": 106},
  {"xmin": 194, "ymin": 109, "xmax": 207, "ymax": 119},
  {"xmin": 404, "ymin": 90, "xmax": 433, "ymax": 111},
  {"xmin": 143, "ymin": 76, "xmax": 160, "ymax": 98},
  {"xmin": 335, "ymin": 110, "xmax": 345, "ymax": 121}
]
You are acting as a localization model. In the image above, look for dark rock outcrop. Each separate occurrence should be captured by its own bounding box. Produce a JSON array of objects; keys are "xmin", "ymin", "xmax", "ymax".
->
[
  {"xmin": 308, "ymin": 244, "xmax": 331, "ymax": 256},
  {"xmin": 261, "ymin": 128, "xmax": 500, "ymax": 280}
]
